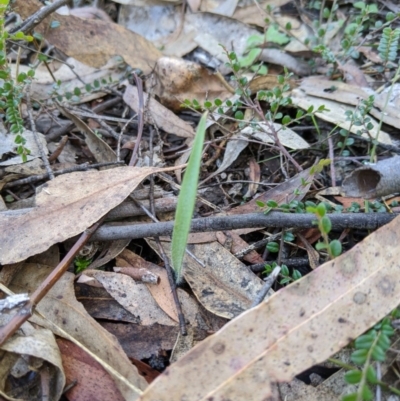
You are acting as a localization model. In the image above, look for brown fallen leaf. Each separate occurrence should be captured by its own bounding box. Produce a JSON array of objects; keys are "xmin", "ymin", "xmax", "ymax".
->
[
  {"xmin": 14, "ymin": 0, "xmax": 161, "ymax": 74},
  {"xmin": 84, "ymin": 270, "xmax": 176, "ymax": 326},
  {"xmin": 0, "ymin": 321, "xmax": 65, "ymax": 401},
  {"xmin": 123, "ymin": 83, "xmax": 195, "ymax": 138},
  {"xmin": 57, "ymin": 338, "xmax": 126, "ymax": 401},
  {"xmin": 297, "ymin": 76, "xmax": 400, "ymax": 131},
  {"xmin": 5, "ymin": 263, "xmax": 148, "ymax": 400},
  {"xmin": 152, "ymin": 57, "xmax": 233, "ymax": 112},
  {"xmin": 99, "ymin": 321, "xmax": 179, "ymax": 361},
  {"xmin": 149, "ymin": 240, "xmax": 265, "ymax": 319},
  {"xmin": 116, "ymin": 249, "xmax": 178, "ymax": 321},
  {"xmin": 139, "ymin": 213, "xmax": 400, "ymax": 400},
  {"xmin": 0, "ymin": 165, "xmax": 179, "ymax": 264}
]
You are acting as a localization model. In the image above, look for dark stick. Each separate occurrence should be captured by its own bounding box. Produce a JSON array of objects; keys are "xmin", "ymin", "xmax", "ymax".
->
[{"xmin": 91, "ymin": 212, "xmax": 398, "ymax": 242}]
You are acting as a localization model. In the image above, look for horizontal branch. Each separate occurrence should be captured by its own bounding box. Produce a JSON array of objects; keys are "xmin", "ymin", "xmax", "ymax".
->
[{"xmin": 91, "ymin": 212, "xmax": 398, "ymax": 241}]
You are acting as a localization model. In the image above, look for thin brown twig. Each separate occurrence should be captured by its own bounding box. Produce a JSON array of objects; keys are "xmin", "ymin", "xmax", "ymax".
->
[
  {"xmin": 128, "ymin": 72, "xmax": 144, "ymax": 167},
  {"xmin": 3, "ymin": 161, "xmax": 124, "ymax": 189},
  {"xmin": 48, "ymin": 135, "xmax": 68, "ymax": 163},
  {"xmin": 9, "ymin": 0, "xmax": 72, "ymax": 35},
  {"xmin": 0, "ymin": 217, "xmax": 105, "ymax": 347}
]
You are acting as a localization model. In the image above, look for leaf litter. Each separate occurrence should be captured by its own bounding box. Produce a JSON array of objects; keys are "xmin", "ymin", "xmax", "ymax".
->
[{"xmin": 2, "ymin": 1, "xmax": 400, "ymax": 401}]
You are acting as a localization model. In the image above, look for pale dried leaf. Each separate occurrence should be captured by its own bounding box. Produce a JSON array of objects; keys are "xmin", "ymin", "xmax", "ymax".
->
[
  {"xmin": 13, "ymin": 57, "xmax": 126, "ymax": 103},
  {"xmin": 5, "ymin": 158, "xmax": 46, "ymax": 176},
  {"xmin": 117, "ymin": 249, "xmax": 178, "ymax": 321},
  {"xmin": 0, "ymin": 326, "xmax": 64, "ymax": 401},
  {"xmin": 199, "ymin": 0, "xmax": 238, "ymax": 16},
  {"xmin": 0, "ymin": 166, "xmax": 177, "ymax": 264},
  {"xmin": 290, "ymin": 88, "xmax": 394, "ymax": 145},
  {"xmin": 7, "ymin": 264, "xmax": 148, "ymax": 400},
  {"xmin": 139, "ymin": 214, "xmax": 400, "ymax": 401},
  {"xmin": 233, "ymin": 1, "xmax": 292, "ymax": 27},
  {"xmin": 0, "ymin": 130, "xmax": 48, "ymax": 167},
  {"xmin": 123, "ymin": 83, "xmax": 195, "ymax": 138},
  {"xmin": 87, "ymin": 270, "xmax": 177, "ymax": 326},
  {"xmin": 298, "ymin": 76, "xmax": 400, "ymax": 130},
  {"xmin": 241, "ymin": 122, "xmax": 310, "ymax": 150},
  {"xmin": 149, "ymin": 240, "xmax": 265, "ymax": 319}
]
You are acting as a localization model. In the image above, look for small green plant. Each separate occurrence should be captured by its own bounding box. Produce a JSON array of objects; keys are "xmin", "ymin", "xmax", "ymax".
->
[
  {"xmin": 342, "ymin": 317, "xmax": 395, "ymax": 401},
  {"xmin": 264, "ymin": 262, "xmax": 302, "ymax": 285},
  {"xmin": 237, "ymin": 25, "xmax": 290, "ymax": 75},
  {"xmin": 377, "ymin": 26, "xmax": 400, "ymax": 68},
  {"xmin": 171, "ymin": 112, "xmax": 208, "ymax": 283},
  {"xmin": 51, "ymin": 74, "xmax": 118, "ymax": 103},
  {"xmin": 256, "ymin": 198, "xmax": 343, "ymax": 261},
  {"xmin": 0, "ymin": 0, "xmax": 34, "ymax": 161},
  {"xmin": 306, "ymin": 202, "xmax": 342, "ymax": 260},
  {"xmin": 336, "ymin": 95, "xmax": 375, "ymax": 157},
  {"xmin": 183, "ymin": 51, "xmax": 328, "ymax": 173},
  {"xmin": 74, "ymin": 255, "xmax": 92, "ymax": 273}
]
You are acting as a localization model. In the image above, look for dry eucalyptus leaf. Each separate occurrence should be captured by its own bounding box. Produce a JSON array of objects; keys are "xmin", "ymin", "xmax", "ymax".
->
[
  {"xmin": 85, "ymin": 270, "xmax": 176, "ymax": 326},
  {"xmin": 139, "ymin": 214, "xmax": 400, "ymax": 401},
  {"xmin": 0, "ymin": 165, "xmax": 178, "ymax": 264},
  {"xmin": 14, "ymin": 0, "xmax": 161, "ymax": 74},
  {"xmin": 57, "ymin": 338, "xmax": 126, "ymax": 401},
  {"xmin": 241, "ymin": 122, "xmax": 310, "ymax": 150},
  {"xmin": 0, "ymin": 130, "xmax": 48, "ymax": 167},
  {"xmin": 56, "ymin": 103, "xmax": 116, "ymax": 163},
  {"xmin": 117, "ymin": 249, "xmax": 178, "ymax": 321},
  {"xmin": 6, "ymin": 263, "xmax": 148, "ymax": 400},
  {"xmin": 298, "ymin": 76, "xmax": 400, "ymax": 131},
  {"xmin": 152, "ymin": 57, "xmax": 233, "ymax": 112},
  {"xmin": 149, "ymin": 240, "xmax": 265, "ymax": 319},
  {"xmin": 123, "ymin": 83, "xmax": 195, "ymax": 138},
  {"xmin": 13, "ymin": 57, "xmax": 126, "ymax": 103},
  {"xmin": 290, "ymin": 88, "xmax": 394, "ymax": 146},
  {"xmin": 0, "ymin": 322, "xmax": 65, "ymax": 401}
]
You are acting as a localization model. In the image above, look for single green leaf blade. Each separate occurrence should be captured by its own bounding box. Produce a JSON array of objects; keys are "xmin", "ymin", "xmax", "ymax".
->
[{"xmin": 171, "ymin": 112, "xmax": 208, "ymax": 283}]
